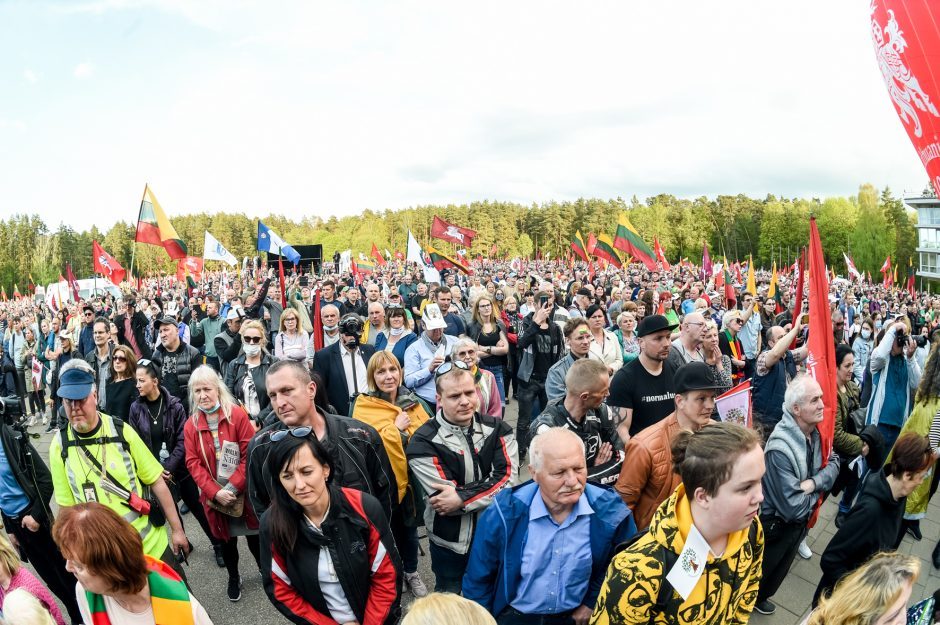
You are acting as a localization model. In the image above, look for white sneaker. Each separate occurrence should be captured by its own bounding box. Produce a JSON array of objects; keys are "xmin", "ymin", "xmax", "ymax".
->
[
  {"xmin": 403, "ymin": 571, "xmax": 429, "ymax": 597},
  {"xmin": 798, "ymin": 539, "xmax": 812, "ymax": 559}
]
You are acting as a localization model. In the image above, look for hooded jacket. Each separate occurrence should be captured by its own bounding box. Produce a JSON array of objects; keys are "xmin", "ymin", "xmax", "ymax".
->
[
  {"xmin": 591, "ymin": 485, "xmax": 763, "ymax": 625},
  {"xmin": 818, "ymin": 469, "xmax": 903, "ymax": 593},
  {"xmin": 462, "ymin": 480, "xmax": 635, "ymax": 617}
]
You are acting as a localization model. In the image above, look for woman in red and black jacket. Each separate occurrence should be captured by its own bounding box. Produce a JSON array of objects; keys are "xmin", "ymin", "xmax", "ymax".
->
[{"xmin": 260, "ymin": 430, "xmax": 401, "ymax": 625}]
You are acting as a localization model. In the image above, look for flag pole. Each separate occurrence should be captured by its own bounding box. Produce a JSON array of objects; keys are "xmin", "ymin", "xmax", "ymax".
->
[{"xmin": 130, "ymin": 184, "xmax": 148, "ymax": 289}]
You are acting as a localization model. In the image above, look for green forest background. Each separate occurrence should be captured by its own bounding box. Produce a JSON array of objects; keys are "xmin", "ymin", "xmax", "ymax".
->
[{"xmin": 0, "ymin": 183, "xmax": 923, "ymax": 291}]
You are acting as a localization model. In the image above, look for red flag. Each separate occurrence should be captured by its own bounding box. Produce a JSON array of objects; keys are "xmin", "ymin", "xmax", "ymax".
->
[
  {"xmin": 871, "ymin": 1, "xmax": 940, "ymax": 198},
  {"xmin": 654, "ymin": 238, "xmax": 671, "ymax": 271},
  {"xmin": 791, "ymin": 249, "xmax": 806, "ymax": 349},
  {"xmin": 278, "ymin": 257, "xmax": 287, "ymax": 309},
  {"xmin": 586, "ymin": 233, "xmax": 598, "ymax": 256},
  {"xmin": 64, "ymin": 262, "xmax": 81, "ymax": 302},
  {"xmin": 371, "ymin": 243, "xmax": 387, "ymax": 266},
  {"xmin": 92, "ymin": 241, "xmax": 127, "ymax": 284},
  {"xmin": 312, "ymin": 291, "xmax": 323, "ymax": 351},
  {"xmin": 702, "ymin": 243, "xmax": 712, "ymax": 281},
  {"xmin": 175, "ymin": 256, "xmax": 204, "ymax": 282},
  {"xmin": 394, "ymin": 250, "xmax": 405, "ymax": 262},
  {"xmin": 880, "ymin": 255, "xmax": 891, "ymax": 275},
  {"xmin": 430, "ymin": 216, "xmax": 477, "ymax": 247},
  {"xmin": 806, "ymin": 217, "xmax": 837, "ymax": 528},
  {"xmin": 588, "ymin": 261, "xmax": 596, "ymax": 283}
]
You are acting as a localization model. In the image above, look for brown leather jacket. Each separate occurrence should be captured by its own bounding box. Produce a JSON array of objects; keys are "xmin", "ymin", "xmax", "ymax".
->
[{"xmin": 615, "ymin": 412, "xmax": 682, "ymax": 530}]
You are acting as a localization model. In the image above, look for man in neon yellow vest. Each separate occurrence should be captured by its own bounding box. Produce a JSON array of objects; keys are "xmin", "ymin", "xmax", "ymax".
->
[{"xmin": 49, "ymin": 360, "xmax": 190, "ymax": 576}]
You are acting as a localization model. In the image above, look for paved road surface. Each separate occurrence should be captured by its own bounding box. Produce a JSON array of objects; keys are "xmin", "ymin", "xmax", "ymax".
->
[{"xmin": 20, "ymin": 399, "xmax": 940, "ymax": 624}]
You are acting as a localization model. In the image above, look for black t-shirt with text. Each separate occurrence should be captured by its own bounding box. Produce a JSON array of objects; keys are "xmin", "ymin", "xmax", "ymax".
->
[{"xmin": 608, "ymin": 357, "xmax": 675, "ymax": 436}]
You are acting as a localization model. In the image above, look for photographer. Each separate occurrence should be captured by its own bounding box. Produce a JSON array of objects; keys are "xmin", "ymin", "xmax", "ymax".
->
[
  {"xmin": 0, "ymin": 396, "xmax": 83, "ymax": 624},
  {"xmin": 866, "ymin": 321, "xmax": 921, "ymax": 451}
]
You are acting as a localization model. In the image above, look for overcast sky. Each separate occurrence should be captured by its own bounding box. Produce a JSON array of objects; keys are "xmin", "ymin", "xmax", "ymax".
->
[{"xmin": 0, "ymin": 0, "xmax": 928, "ymax": 231}]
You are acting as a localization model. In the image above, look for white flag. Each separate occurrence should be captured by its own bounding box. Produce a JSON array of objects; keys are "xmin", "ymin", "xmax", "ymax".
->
[
  {"xmin": 715, "ymin": 381, "xmax": 752, "ymax": 427},
  {"xmin": 406, "ymin": 231, "xmax": 440, "ymax": 282},
  {"xmin": 203, "ymin": 231, "xmax": 238, "ymax": 266}
]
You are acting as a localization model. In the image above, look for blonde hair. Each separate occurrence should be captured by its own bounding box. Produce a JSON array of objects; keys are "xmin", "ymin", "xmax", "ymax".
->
[
  {"xmin": 366, "ymin": 351, "xmax": 402, "ymax": 393},
  {"xmin": 187, "ymin": 365, "xmax": 237, "ymax": 421},
  {"xmin": 2, "ymin": 589, "xmax": 55, "ymax": 625},
  {"xmin": 279, "ymin": 309, "xmax": 300, "ymax": 334},
  {"xmin": 240, "ymin": 319, "xmax": 268, "ymax": 352},
  {"xmin": 402, "ymin": 593, "xmax": 496, "ymax": 625},
  {"xmin": 808, "ymin": 552, "xmax": 920, "ymax": 625},
  {"xmin": 0, "ymin": 534, "xmax": 21, "ymax": 577}
]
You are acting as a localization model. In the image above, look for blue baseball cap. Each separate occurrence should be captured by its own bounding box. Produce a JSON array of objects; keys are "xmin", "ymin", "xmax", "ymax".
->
[{"xmin": 56, "ymin": 367, "xmax": 95, "ymax": 400}]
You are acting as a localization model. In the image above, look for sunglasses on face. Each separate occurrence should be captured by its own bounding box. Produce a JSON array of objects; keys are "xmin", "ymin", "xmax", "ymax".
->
[
  {"xmin": 243, "ymin": 336, "xmax": 262, "ymax": 344},
  {"xmin": 271, "ymin": 425, "xmax": 313, "ymax": 442},
  {"xmin": 113, "ymin": 356, "xmax": 127, "ymax": 362}
]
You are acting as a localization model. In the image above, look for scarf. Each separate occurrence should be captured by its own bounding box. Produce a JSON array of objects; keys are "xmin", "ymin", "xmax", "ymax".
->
[
  {"xmin": 723, "ymin": 329, "xmax": 744, "ymax": 381},
  {"xmin": 84, "ymin": 555, "xmax": 194, "ymax": 625}
]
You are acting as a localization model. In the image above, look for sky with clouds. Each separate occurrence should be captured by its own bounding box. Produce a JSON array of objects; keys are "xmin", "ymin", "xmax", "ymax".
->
[{"xmin": 0, "ymin": 0, "xmax": 930, "ymax": 231}]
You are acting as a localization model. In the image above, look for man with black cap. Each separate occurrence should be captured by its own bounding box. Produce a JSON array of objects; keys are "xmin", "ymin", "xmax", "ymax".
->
[
  {"xmin": 77, "ymin": 304, "xmax": 96, "ymax": 356},
  {"xmin": 312, "ymin": 313, "xmax": 376, "ymax": 417},
  {"xmin": 47, "ymin": 359, "xmax": 190, "ymax": 576},
  {"xmin": 214, "ymin": 306, "xmax": 244, "ymax": 376},
  {"xmin": 608, "ymin": 314, "xmax": 678, "ymax": 442},
  {"xmin": 615, "ymin": 361, "xmax": 723, "ymax": 530},
  {"xmin": 150, "ymin": 314, "xmax": 202, "ymax": 413},
  {"xmin": 568, "ymin": 288, "xmax": 593, "ymax": 319}
]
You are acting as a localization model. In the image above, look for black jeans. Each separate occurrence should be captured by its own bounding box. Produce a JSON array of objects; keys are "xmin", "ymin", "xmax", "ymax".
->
[
  {"xmin": 221, "ymin": 534, "xmax": 261, "ymax": 581},
  {"xmin": 428, "ymin": 542, "xmax": 469, "ymax": 593},
  {"xmin": 390, "ymin": 506, "xmax": 420, "ymax": 573},
  {"xmin": 28, "ymin": 388, "xmax": 45, "ymax": 415},
  {"xmin": 175, "ymin": 473, "xmax": 221, "ymax": 547},
  {"xmin": 497, "ymin": 607, "xmax": 575, "ymax": 625},
  {"xmin": 4, "ymin": 512, "xmax": 82, "ymax": 624},
  {"xmin": 516, "ymin": 376, "xmax": 547, "ymax": 458},
  {"xmin": 757, "ymin": 514, "xmax": 807, "ymax": 602}
]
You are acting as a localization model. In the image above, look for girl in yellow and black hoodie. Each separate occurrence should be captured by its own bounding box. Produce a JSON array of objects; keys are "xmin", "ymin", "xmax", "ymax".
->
[{"xmin": 591, "ymin": 423, "xmax": 765, "ymax": 625}]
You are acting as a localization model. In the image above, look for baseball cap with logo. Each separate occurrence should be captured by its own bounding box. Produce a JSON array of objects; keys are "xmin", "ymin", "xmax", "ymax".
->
[{"xmin": 422, "ymin": 303, "xmax": 448, "ymax": 330}]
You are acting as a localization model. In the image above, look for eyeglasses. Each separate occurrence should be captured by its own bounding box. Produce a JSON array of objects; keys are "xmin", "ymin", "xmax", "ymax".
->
[
  {"xmin": 243, "ymin": 336, "xmax": 262, "ymax": 344},
  {"xmin": 84, "ymin": 312, "xmax": 94, "ymax": 317},
  {"xmin": 270, "ymin": 426, "xmax": 313, "ymax": 442},
  {"xmin": 434, "ymin": 359, "xmax": 471, "ymax": 379},
  {"xmin": 113, "ymin": 356, "xmax": 127, "ymax": 362}
]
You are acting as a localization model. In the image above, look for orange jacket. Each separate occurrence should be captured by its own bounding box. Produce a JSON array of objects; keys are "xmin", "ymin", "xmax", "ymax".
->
[{"xmin": 615, "ymin": 413, "xmax": 682, "ymax": 530}]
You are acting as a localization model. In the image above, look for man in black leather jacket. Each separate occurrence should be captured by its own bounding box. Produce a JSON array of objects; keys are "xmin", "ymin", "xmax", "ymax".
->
[{"xmin": 246, "ymin": 359, "xmax": 396, "ymax": 520}]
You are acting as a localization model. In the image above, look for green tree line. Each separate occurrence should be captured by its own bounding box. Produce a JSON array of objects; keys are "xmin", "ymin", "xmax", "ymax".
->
[{"xmin": 0, "ymin": 183, "xmax": 919, "ymax": 292}]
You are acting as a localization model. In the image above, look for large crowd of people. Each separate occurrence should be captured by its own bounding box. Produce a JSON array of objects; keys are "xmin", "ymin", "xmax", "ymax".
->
[{"xmin": 0, "ymin": 256, "xmax": 937, "ymax": 624}]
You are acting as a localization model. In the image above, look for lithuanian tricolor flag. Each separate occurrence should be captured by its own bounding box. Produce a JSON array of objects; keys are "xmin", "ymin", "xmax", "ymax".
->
[
  {"xmin": 570, "ymin": 231, "xmax": 589, "ymax": 262},
  {"xmin": 612, "ymin": 212, "xmax": 657, "ymax": 271},
  {"xmin": 136, "ymin": 185, "xmax": 187, "ymax": 260},
  {"xmin": 593, "ymin": 234, "xmax": 623, "ymax": 268},
  {"xmin": 427, "ymin": 244, "xmax": 470, "ymax": 274}
]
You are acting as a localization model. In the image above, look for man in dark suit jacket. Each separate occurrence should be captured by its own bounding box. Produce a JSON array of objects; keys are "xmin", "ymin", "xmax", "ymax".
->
[{"xmin": 312, "ymin": 314, "xmax": 376, "ymax": 416}]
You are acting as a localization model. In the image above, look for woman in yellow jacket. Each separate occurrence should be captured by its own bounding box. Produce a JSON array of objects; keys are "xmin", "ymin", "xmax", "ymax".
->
[
  {"xmin": 591, "ymin": 423, "xmax": 765, "ymax": 625},
  {"xmin": 351, "ymin": 350, "xmax": 432, "ymax": 598}
]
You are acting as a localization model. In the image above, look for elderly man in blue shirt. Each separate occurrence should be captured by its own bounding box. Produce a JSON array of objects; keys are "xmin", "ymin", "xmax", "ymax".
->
[{"xmin": 463, "ymin": 427, "xmax": 636, "ymax": 625}]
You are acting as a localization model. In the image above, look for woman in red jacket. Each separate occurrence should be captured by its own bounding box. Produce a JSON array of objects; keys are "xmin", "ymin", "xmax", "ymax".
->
[{"xmin": 184, "ymin": 365, "xmax": 260, "ymax": 603}]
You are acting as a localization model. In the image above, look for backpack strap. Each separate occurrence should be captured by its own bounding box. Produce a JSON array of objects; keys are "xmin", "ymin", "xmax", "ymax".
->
[{"xmin": 59, "ymin": 415, "xmax": 129, "ymax": 461}]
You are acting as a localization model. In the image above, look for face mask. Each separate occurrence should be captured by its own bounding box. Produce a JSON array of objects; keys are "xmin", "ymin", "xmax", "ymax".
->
[
  {"xmin": 202, "ymin": 401, "xmax": 221, "ymax": 414},
  {"xmin": 390, "ymin": 327, "xmax": 405, "ymax": 336},
  {"xmin": 324, "ymin": 324, "xmax": 338, "ymax": 332},
  {"xmin": 861, "ymin": 329, "xmax": 872, "ymax": 340},
  {"xmin": 243, "ymin": 344, "xmax": 261, "ymax": 357},
  {"xmin": 875, "ymin": 321, "xmax": 883, "ymax": 330}
]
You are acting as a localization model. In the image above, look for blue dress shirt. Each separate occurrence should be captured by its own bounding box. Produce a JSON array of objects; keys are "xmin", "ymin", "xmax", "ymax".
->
[{"xmin": 510, "ymin": 488, "xmax": 594, "ymax": 614}]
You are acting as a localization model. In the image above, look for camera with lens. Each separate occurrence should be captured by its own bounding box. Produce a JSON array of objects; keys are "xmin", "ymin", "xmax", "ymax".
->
[
  {"xmin": 0, "ymin": 396, "xmax": 25, "ymax": 431},
  {"xmin": 913, "ymin": 334, "xmax": 928, "ymax": 349},
  {"xmin": 338, "ymin": 314, "xmax": 364, "ymax": 338}
]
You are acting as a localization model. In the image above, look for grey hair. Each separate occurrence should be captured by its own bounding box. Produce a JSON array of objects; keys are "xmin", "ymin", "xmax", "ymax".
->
[
  {"xmin": 721, "ymin": 310, "xmax": 741, "ymax": 329},
  {"xmin": 452, "ymin": 337, "xmax": 478, "ymax": 356},
  {"xmin": 783, "ymin": 374, "xmax": 819, "ymax": 413},
  {"xmin": 529, "ymin": 427, "xmax": 585, "ymax": 471},
  {"xmin": 59, "ymin": 358, "xmax": 95, "ymax": 377},
  {"xmin": 187, "ymin": 365, "xmax": 237, "ymax": 421}
]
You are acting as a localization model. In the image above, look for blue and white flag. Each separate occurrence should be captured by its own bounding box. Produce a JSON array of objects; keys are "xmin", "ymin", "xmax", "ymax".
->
[
  {"xmin": 203, "ymin": 231, "xmax": 238, "ymax": 266},
  {"xmin": 257, "ymin": 221, "xmax": 301, "ymax": 264}
]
